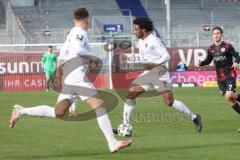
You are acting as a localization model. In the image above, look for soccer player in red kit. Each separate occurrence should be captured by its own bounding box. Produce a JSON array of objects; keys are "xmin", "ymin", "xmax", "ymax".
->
[{"xmin": 198, "ymin": 26, "xmax": 240, "ymax": 114}]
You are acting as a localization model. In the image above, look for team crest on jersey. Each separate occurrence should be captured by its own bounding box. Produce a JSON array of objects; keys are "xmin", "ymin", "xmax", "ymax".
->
[
  {"xmin": 221, "ymin": 47, "xmax": 226, "ymax": 52},
  {"xmin": 145, "ymin": 43, "xmax": 148, "ymax": 48},
  {"xmin": 76, "ymin": 35, "xmax": 83, "ymax": 41}
]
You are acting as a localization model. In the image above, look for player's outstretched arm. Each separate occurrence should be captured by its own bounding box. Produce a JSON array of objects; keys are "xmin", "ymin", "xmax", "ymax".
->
[
  {"xmin": 154, "ymin": 39, "xmax": 170, "ymax": 64},
  {"xmin": 199, "ymin": 48, "xmax": 213, "ymax": 67},
  {"xmin": 55, "ymin": 59, "xmax": 64, "ymax": 78},
  {"xmin": 229, "ymin": 44, "xmax": 240, "ymax": 70},
  {"xmin": 229, "ymin": 44, "xmax": 240, "ymax": 62},
  {"xmin": 89, "ymin": 58, "xmax": 99, "ymax": 68}
]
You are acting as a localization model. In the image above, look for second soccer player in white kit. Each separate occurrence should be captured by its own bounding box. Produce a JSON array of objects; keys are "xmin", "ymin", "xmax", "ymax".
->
[{"xmin": 114, "ymin": 17, "xmax": 202, "ymax": 134}]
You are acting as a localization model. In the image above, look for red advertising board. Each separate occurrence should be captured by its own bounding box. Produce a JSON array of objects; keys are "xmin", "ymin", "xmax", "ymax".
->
[
  {"xmin": 2, "ymin": 71, "xmax": 240, "ymax": 91},
  {"xmin": 0, "ymin": 48, "xmax": 236, "ymax": 91},
  {"xmin": 0, "ymin": 73, "xmax": 110, "ymax": 91},
  {"xmin": 1, "ymin": 74, "xmax": 46, "ymax": 91}
]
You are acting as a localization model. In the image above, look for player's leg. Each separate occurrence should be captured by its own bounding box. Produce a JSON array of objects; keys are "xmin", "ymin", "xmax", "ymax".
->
[
  {"xmin": 9, "ymin": 93, "xmax": 75, "ymax": 128},
  {"xmin": 112, "ymin": 75, "xmax": 148, "ymax": 135},
  {"xmin": 84, "ymin": 94, "xmax": 132, "ymax": 152},
  {"xmin": 225, "ymin": 91, "xmax": 240, "ymax": 113},
  {"xmin": 79, "ymin": 78, "xmax": 133, "ymax": 152},
  {"xmin": 123, "ymin": 83, "xmax": 145, "ymax": 124},
  {"xmin": 63, "ymin": 64, "xmax": 132, "ymax": 152},
  {"xmin": 9, "ymin": 70, "xmax": 63, "ymax": 126},
  {"xmin": 54, "ymin": 94, "xmax": 74, "ymax": 119},
  {"xmin": 223, "ymin": 78, "xmax": 240, "ymax": 114},
  {"xmin": 121, "ymin": 71, "xmax": 151, "ymax": 124},
  {"xmin": 161, "ymin": 90, "xmax": 202, "ymax": 132},
  {"xmin": 9, "ymin": 104, "xmax": 55, "ymax": 128},
  {"xmin": 49, "ymin": 73, "xmax": 54, "ymax": 89},
  {"xmin": 53, "ymin": 64, "xmax": 83, "ymax": 119},
  {"xmin": 153, "ymin": 71, "xmax": 197, "ymax": 120},
  {"xmin": 162, "ymin": 90, "xmax": 197, "ymax": 120},
  {"xmin": 69, "ymin": 96, "xmax": 78, "ymax": 117},
  {"xmin": 49, "ymin": 69, "xmax": 57, "ymax": 89},
  {"xmin": 233, "ymin": 92, "xmax": 240, "ymax": 103},
  {"xmin": 152, "ymin": 70, "xmax": 202, "ymax": 132},
  {"xmin": 45, "ymin": 70, "xmax": 51, "ymax": 92}
]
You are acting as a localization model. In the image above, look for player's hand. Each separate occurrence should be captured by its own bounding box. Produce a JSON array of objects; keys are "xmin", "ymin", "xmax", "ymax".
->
[
  {"xmin": 55, "ymin": 66, "xmax": 63, "ymax": 78},
  {"xmin": 142, "ymin": 64, "xmax": 156, "ymax": 70},
  {"xmin": 232, "ymin": 62, "xmax": 239, "ymax": 71},
  {"xmin": 90, "ymin": 59, "xmax": 99, "ymax": 68}
]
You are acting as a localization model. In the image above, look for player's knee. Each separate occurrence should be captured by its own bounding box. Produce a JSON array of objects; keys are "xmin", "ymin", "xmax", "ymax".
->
[
  {"xmin": 55, "ymin": 99, "xmax": 71, "ymax": 119},
  {"xmin": 162, "ymin": 91, "xmax": 174, "ymax": 106},
  {"xmin": 94, "ymin": 99, "xmax": 104, "ymax": 108},
  {"xmin": 126, "ymin": 86, "xmax": 144, "ymax": 99},
  {"xmin": 125, "ymin": 98, "xmax": 136, "ymax": 106},
  {"xmin": 225, "ymin": 91, "xmax": 235, "ymax": 101},
  {"xmin": 165, "ymin": 99, "xmax": 174, "ymax": 106},
  {"xmin": 126, "ymin": 91, "xmax": 136, "ymax": 99},
  {"xmin": 55, "ymin": 109, "xmax": 64, "ymax": 119},
  {"xmin": 85, "ymin": 96, "xmax": 104, "ymax": 109},
  {"xmin": 224, "ymin": 95, "xmax": 230, "ymax": 101}
]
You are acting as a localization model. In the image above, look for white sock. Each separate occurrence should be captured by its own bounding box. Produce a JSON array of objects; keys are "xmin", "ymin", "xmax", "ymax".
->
[
  {"xmin": 70, "ymin": 100, "xmax": 77, "ymax": 111},
  {"xmin": 172, "ymin": 100, "xmax": 197, "ymax": 120},
  {"xmin": 20, "ymin": 105, "xmax": 56, "ymax": 118},
  {"xmin": 95, "ymin": 107, "xmax": 117, "ymax": 145},
  {"xmin": 123, "ymin": 99, "xmax": 136, "ymax": 124}
]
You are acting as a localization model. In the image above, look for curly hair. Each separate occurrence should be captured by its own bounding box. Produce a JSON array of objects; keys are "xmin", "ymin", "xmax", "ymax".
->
[{"xmin": 133, "ymin": 17, "xmax": 153, "ymax": 32}]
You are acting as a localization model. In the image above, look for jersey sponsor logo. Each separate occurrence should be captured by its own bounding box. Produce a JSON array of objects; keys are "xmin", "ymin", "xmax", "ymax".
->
[
  {"xmin": 0, "ymin": 61, "xmax": 41, "ymax": 74},
  {"xmin": 213, "ymin": 55, "xmax": 227, "ymax": 61},
  {"xmin": 76, "ymin": 34, "xmax": 83, "ymax": 41},
  {"xmin": 221, "ymin": 47, "xmax": 226, "ymax": 52}
]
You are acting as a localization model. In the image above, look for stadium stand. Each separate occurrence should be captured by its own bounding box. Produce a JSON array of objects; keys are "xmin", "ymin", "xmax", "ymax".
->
[
  {"xmin": 0, "ymin": 0, "xmax": 24, "ymax": 44},
  {"xmin": 0, "ymin": 1, "xmax": 6, "ymax": 29},
  {"xmin": 0, "ymin": 0, "xmax": 239, "ymax": 48},
  {"xmin": 140, "ymin": 0, "xmax": 240, "ymax": 48},
  {"xmin": 116, "ymin": 0, "xmax": 148, "ymax": 17},
  {"xmin": 10, "ymin": 0, "xmax": 122, "ymax": 43},
  {"xmin": 13, "ymin": 0, "xmax": 121, "ymax": 30}
]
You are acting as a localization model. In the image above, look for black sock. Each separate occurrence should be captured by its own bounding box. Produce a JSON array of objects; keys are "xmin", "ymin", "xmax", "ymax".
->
[{"xmin": 231, "ymin": 103, "xmax": 240, "ymax": 114}]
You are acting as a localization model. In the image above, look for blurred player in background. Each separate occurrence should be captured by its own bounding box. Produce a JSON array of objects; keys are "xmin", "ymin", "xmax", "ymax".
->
[
  {"xmin": 41, "ymin": 46, "xmax": 57, "ymax": 92},
  {"xmin": 198, "ymin": 26, "xmax": 240, "ymax": 114},
  {"xmin": 114, "ymin": 17, "xmax": 202, "ymax": 134},
  {"xmin": 9, "ymin": 7, "xmax": 132, "ymax": 153}
]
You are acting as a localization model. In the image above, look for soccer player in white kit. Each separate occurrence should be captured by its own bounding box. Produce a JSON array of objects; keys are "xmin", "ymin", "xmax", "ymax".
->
[
  {"xmin": 9, "ymin": 7, "xmax": 132, "ymax": 153},
  {"xmin": 114, "ymin": 17, "xmax": 202, "ymax": 134}
]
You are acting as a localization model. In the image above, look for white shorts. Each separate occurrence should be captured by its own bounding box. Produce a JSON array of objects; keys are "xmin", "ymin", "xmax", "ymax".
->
[
  {"xmin": 133, "ymin": 66, "xmax": 172, "ymax": 92},
  {"xmin": 57, "ymin": 66, "xmax": 97, "ymax": 103}
]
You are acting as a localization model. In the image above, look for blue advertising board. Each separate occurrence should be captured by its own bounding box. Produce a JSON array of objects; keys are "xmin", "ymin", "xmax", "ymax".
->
[{"xmin": 103, "ymin": 24, "xmax": 123, "ymax": 32}]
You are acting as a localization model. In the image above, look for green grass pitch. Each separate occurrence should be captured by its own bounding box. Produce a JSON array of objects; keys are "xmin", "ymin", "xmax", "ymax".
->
[{"xmin": 0, "ymin": 88, "xmax": 240, "ymax": 160}]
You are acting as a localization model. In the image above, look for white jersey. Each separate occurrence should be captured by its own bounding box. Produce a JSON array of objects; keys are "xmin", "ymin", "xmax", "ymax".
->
[
  {"xmin": 57, "ymin": 27, "xmax": 97, "ymax": 101},
  {"xmin": 58, "ymin": 27, "xmax": 91, "ymax": 61},
  {"xmin": 137, "ymin": 34, "xmax": 170, "ymax": 64}
]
